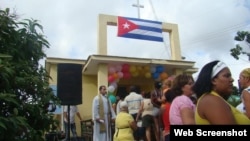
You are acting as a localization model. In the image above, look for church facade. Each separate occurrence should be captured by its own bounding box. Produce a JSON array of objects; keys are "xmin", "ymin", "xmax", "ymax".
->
[{"xmin": 45, "ymin": 14, "xmax": 197, "ymax": 136}]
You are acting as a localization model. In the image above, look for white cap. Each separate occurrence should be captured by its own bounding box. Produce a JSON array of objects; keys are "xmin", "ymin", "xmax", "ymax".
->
[{"xmin": 120, "ymin": 101, "xmax": 128, "ymax": 108}]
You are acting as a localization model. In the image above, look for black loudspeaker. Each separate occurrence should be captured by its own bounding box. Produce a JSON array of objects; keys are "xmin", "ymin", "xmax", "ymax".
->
[{"xmin": 57, "ymin": 63, "xmax": 82, "ymax": 105}]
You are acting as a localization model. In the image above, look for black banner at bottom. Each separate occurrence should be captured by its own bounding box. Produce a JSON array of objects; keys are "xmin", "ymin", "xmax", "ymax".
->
[{"xmin": 170, "ymin": 125, "xmax": 250, "ymax": 140}]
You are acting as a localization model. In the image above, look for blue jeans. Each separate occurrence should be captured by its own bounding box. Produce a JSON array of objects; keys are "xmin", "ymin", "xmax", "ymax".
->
[{"xmin": 64, "ymin": 122, "xmax": 78, "ymax": 141}]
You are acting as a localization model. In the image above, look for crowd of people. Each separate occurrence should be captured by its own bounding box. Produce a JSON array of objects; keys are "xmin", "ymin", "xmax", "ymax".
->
[{"xmin": 63, "ymin": 60, "xmax": 250, "ymax": 141}]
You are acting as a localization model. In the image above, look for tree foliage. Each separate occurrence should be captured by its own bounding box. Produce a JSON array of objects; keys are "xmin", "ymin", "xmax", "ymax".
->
[
  {"xmin": 0, "ymin": 8, "xmax": 60, "ymax": 141},
  {"xmin": 227, "ymin": 86, "xmax": 241, "ymax": 107},
  {"xmin": 230, "ymin": 31, "xmax": 250, "ymax": 60}
]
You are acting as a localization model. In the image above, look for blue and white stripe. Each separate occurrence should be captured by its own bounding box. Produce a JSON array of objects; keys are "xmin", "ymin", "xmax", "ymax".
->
[{"xmin": 123, "ymin": 17, "xmax": 163, "ymax": 42}]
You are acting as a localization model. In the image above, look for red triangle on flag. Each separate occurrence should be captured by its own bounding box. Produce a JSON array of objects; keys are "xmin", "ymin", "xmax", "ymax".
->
[{"xmin": 117, "ymin": 16, "xmax": 138, "ymax": 36}]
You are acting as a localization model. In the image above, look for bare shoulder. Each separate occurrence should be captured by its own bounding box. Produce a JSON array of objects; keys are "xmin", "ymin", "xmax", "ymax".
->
[
  {"xmin": 199, "ymin": 94, "xmax": 228, "ymax": 107},
  {"xmin": 198, "ymin": 94, "xmax": 230, "ymax": 117},
  {"xmin": 242, "ymin": 90, "xmax": 250, "ymax": 99}
]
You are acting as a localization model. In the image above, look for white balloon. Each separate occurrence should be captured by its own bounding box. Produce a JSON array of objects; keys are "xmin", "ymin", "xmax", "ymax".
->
[
  {"xmin": 110, "ymin": 82, "xmax": 118, "ymax": 88},
  {"xmin": 108, "ymin": 85, "xmax": 115, "ymax": 93}
]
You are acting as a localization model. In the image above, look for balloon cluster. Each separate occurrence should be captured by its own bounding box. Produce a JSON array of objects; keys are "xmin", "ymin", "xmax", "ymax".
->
[
  {"xmin": 107, "ymin": 64, "xmax": 169, "ymax": 103},
  {"xmin": 150, "ymin": 65, "xmax": 168, "ymax": 80},
  {"xmin": 108, "ymin": 64, "xmax": 169, "ymax": 84}
]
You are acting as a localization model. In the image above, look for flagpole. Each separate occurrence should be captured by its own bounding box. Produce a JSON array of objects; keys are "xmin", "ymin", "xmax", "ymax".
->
[{"xmin": 132, "ymin": 0, "xmax": 144, "ymax": 18}]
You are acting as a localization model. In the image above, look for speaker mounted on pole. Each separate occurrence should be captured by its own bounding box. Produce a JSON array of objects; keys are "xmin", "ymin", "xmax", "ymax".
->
[{"xmin": 57, "ymin": 63, "xmax": 82, "ymax": 105}]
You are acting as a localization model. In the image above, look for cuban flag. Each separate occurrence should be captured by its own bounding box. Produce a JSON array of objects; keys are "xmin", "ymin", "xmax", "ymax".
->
[{"xmin": 117, "ymin": 16, "xmax": 163, "ymax": 42}]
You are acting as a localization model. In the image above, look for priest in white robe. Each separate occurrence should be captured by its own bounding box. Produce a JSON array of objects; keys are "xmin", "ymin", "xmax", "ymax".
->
[{"xmin": 92, "ymin": 85, "xmax": 116, "ymax": 141}]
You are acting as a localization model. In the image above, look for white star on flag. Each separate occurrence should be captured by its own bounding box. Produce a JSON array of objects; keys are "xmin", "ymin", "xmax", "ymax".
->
[{"xmin": 122, "ymin": 22, "xmax": 130, "ymax": 29}]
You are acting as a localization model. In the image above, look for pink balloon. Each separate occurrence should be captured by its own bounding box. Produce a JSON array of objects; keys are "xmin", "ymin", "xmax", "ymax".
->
[
  {"xmin": 108, "ymin": 67, "xmax": 116, "ymax": 74},
  {"xmin": 108, "ymin": 75, "xmax": 115, "ymax": 83},
  {"xmin": 115, "ymin": 65, "xmax": 122, "ymax": 72},
  {"xmin": 117, "ymin": 71, "xmax": 124, "ymax": 78}
]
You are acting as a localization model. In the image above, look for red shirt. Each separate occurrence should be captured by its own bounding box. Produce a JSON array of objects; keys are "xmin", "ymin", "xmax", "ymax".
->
[{"xmin": 162, "ymin": 102, "xmax": 171, "ymax": 136}]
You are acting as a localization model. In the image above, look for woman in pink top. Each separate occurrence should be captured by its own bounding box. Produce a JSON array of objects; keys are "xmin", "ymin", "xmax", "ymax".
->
[{"xmin": 169, "ymin": 74, "xmax": 196, "ymax": 125}]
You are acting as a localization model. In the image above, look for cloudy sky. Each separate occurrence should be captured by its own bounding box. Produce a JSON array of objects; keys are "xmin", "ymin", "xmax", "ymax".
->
[{"xmin": 1, "ymin": 0, "xmax": 250, "ymax": 86}]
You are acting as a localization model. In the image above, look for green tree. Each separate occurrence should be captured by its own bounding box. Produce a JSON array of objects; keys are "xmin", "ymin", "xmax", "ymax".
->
[
  {"xmin": 0, "ymin": 8, "xmax": 60, "ymax": 141},
  {"xmin": 230, "ymin": 31, "xmax": 250, "ymax": 60},
  {"xmin": 227, "ymin": 86, "xmax": 241, "ymax": 107}
]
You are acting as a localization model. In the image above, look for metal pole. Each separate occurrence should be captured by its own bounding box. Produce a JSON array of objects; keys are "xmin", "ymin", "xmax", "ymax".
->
[{"xmin": 67, "ymin": 105, "xmax": 71, "ymax": 141}]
